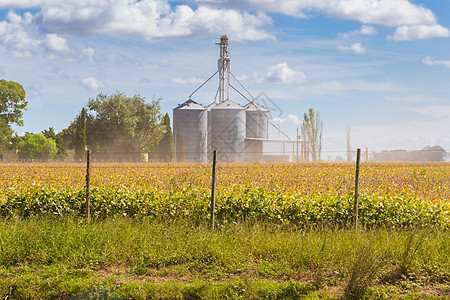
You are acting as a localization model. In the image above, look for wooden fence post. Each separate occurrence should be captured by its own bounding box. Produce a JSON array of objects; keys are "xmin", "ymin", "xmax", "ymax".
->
[
  {"xmin": 210, "ymin": 150, "xmax": 217, "ymax": 230},
  {"xmin": 86, "ymin": 150, "xmax": 91, "ymax": 220},
  {"xmin": 354, "ymin": 148, "xmax": 361, "ymax": 230}
]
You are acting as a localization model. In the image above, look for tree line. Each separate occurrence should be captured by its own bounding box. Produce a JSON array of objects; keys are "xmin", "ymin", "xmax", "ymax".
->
[
  {"xmin": 0, "ymin": 80, "xmax": 174, "ymax": 162},
  {"xmin": 1, "ymin": 79, "xmax": 325, "ymax": 162}
]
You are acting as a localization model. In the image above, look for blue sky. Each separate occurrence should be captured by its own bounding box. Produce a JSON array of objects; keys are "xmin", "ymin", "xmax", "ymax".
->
[{"xmin": 1, "ymin": 0, "xmax": 449, "ymax": 159}]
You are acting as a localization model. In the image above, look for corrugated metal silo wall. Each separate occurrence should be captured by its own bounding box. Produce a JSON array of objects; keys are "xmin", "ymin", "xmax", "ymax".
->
[
  {"xmin": 173, "ymin": 109, "xmax": 207, "ymax": 162},
  {"xmin": 246, "ymin": 111, "xmax": 269, "ymax": 139},
  {"xmin": 206, "ymin": 106, "xmax": 214, "ymax": 162},
  {"xmin": 259, "ymin": 112, "xmax": 269, "ymax": 139},
  {"xmin": 245, "ymin": 111, "xmax": 259, "ymax": 138},
  {"xmin": 210, "ymin": 108, "xmax": 246, "ymax": 163}
]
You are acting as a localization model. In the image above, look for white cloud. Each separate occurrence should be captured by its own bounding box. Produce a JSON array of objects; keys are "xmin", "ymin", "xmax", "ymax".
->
[
  {"xmin": 0, "ymin": 1, "xmax": 55, "ymax": 10},
  {"xmin": 235, "ymin": 74, "xmax": 249, "ymax": 81},
  {"xmin": 47, "ymin": 53, "xmax": 74, "ymax": 62},
  {"xmin": 338, "ymin": 42, "xmax": 365, "ymax": 54},
  {"xmin": 11, "ymin": 50, "xmax": 32, "ymax": 57},
  {"xmin": 389, "ymin": 24, "xmax": 450, "ymax": 41},
  {"xmin": 409, "ymin": 106, "xmax": 450, "ymax": 119},
  {"xmin": 422, "ymin": 56, "xmax": 450, "ymax": 68},
  {"xmin": 273, "ymin": 114, "xmax": 301, "ymax": 125},
  {"xmin": 324, "ymin": 0, "xmax": 436, "ymax": 27},
  {"xmin": 1, "ymin": 1, "xmax": 445, "ymax": 43},
  {"xmin": 307, "ymin": 80, "xmax": 398, "ymax": 94},
  {"xmin": 32, "ymin": 1, "xmax": 273, "ymax": 41},
  {"xmin": 81, "ymin": 77, "xmax": 104, "ymax": 90},
  {"xmin": 172, "ymin": 77, "xmax": 204, "ymax": 84},
  {"xmin": 360, "ymin": 25, "xmax": 377, "ymax": 35},
  {"xmin": 0, "ymin": 11, "xmax": 41, "ymax": 56},
  {"xmin": 340, "ymin": 25, "xmax": 377, "ymax": 38},
  {"xmin": 287, "ymin": 114, "xmax": 301, "ymax": 125},
  {"xmin": 195, "ymin": 0, "xmax": 445, "ymax": 41},
  {"xmin": 81, "ymin": 47, "xmax": 95, "ymax": 60},
  {"xmin": 196, "ymin": 0, "xmax": 437, "ymax": 26},
  {"xmin": 44, "ymin": 33, "xmax": 69, "ymax": 51},
  {"xmin": 3, "ymin": 29, "xmax": 41, "ymax": 50},
  {"xmin": 264, "ymin": 62, "xmax": 307, "ymax": 84}
]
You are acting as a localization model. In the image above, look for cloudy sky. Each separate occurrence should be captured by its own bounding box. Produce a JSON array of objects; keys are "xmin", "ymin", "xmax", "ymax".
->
[{"xmin": 1, "ymin": 0, "xmax": 449, "ymax": 159}]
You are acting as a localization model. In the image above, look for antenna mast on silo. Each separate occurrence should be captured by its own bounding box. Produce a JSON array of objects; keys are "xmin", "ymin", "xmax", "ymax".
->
[{"xmin": 216, "ymin": 34, "xmax": 230, "ymax": 103}]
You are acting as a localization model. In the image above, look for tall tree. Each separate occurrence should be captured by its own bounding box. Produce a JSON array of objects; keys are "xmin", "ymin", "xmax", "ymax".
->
[
  {"xmin": 0, "ymin": 119, "xmax": 14, "ymax": 150},
  {"xmin": 158, "ymin": 113, "xmax": 174, "ymax": 162},
  {"xmin": 86, "ymin": 92, "xmax": 163, "ymax": 155},
  {"xmin": 0, "ymin": 80, "xmax": 27, "ymax": 149},
  {"xmin": 301, "ymin": 108, "xmax": 323, "ymax": 162},
  {"xmin": 42, "ymin": 127, "xmax": 67, "ymax": 160},
  {"xmin": 73, "ymin": 108, "xmax": 87, "ymax": 161}
]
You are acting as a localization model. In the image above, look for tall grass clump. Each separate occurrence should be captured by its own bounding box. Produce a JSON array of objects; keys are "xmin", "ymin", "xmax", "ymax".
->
[{"xmin": 343, "ymin": 239, "xmax": 388, "ymax": 299}]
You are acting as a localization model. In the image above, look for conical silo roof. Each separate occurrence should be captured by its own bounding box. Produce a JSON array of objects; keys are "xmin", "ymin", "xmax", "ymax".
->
[
  {"xmin": 206, "ymin": 101, "xmax": 218, "ymax": 110},
  {"xmin": 174, "ymin": 99, "xmax": 205, "ymax": 110},
  {"xmin": 244, "ymin": 101, "xmax": 269, "ymax": 112},
  {"xmin": 211, "ymin": 99, "xmax": 244, "ymax": 110}
]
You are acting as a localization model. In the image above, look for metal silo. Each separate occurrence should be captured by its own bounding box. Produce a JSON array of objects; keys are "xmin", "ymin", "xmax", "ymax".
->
[
  {"xmin": 244, "ymin": 101, "xmax": 269, "ymax": 139},
  {"xmin": 206, "ymin": 101, "xmax": 218, "ymax": 162},
  {"xmin": 210, "ymin": 99, "xmax": 245, "ymax": 162},
  {"xmin": 173, "ymin": 99, "xmax": 207, "ymax": 162}
]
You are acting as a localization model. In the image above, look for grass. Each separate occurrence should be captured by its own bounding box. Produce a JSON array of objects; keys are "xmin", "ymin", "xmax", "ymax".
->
[{"xmin": 0, "ymin": 217, "xmax": 448, "ymax": 299}]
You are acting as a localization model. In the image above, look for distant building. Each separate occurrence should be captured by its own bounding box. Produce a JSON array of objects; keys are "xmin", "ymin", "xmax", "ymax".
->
[{"xmin": 372, "ymin": 146, "xmax": 447, "ymax": 162}]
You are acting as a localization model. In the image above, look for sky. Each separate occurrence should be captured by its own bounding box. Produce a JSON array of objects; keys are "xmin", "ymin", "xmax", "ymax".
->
[{"xmin": 1, "ymin": 0, "xmax": 449, "ymax": 160}]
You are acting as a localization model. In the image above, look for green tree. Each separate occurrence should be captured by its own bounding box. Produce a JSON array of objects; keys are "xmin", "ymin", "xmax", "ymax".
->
[
  {"xmin": 73, "ymin": 108, "xmax": 87, "ymax": 161},
  {"xmin": 0, "ymin": 80, "xmax": 27, "ymax": 149},
  {"xmin": 17, "ymin": 133, "xmax": 57, "ymax": 160},
  {"xmin": 301, "ymin": 108, "xmax": 323, "ymax": 162},
  {"xmin": 158, "ymin": 113, "xmax": 174, "ymax": 162},
  {"xmin": 86, "ymin": 92, "xmax": 163, "ymax": 155},
  {"xmin": 0, "ymin": 119, "xmax": 14, "ymax": 150},
  {"xmin": 42, "ymin": 127, "xmax": 67, "ymax": 160}
]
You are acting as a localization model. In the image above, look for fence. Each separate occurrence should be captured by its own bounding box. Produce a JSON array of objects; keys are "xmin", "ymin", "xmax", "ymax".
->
[
  {"xmin": 0, "ymin": 148, "xmax": 449, "ymax": 163},
  {"xmin": 1, "ymin": 151, "xmax": 449, "ymax": 228}
]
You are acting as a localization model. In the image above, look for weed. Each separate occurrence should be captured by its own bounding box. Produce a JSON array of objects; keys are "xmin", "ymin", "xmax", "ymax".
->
[{"xmin": 343, "ymin": 236, "xmax": 388, "ymax": 299}]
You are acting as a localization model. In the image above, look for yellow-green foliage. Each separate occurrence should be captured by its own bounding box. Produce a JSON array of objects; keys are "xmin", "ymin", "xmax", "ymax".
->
[{"xmin": 0, "ymin": 163, "xmax": 448, "ymax": 227}]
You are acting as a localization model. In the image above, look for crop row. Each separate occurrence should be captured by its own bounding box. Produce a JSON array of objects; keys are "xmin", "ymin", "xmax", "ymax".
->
[
  {"xmin": 1, "ymin": 162, "xmax": 449, "ymax": 200},
  {"xmin": 0, "ymin": 162, "xmax": 448, "ymax": 227},
  {"xmin": 1, "ymin": 187, "xmax": 448, "ymax": 228}
]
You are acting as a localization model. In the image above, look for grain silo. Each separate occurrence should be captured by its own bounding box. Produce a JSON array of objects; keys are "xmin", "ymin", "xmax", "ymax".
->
[
  {"xmin": 210, "ymin": 99, "xmax": 245, "ymax": 162},
  {"xmin": 173, "ymin": 99, "xmax": 207, "ymax": 162},
  {"xmin": 172, "ymin": 34, "xmax": 299, "ymax": 163},
  {"xmin": 244, "ymin": 101, "xmax": 269, "ymax": 139},
  {"xmin": 206, "ymin": 101, "xmax": 218, "ymax": 161}
]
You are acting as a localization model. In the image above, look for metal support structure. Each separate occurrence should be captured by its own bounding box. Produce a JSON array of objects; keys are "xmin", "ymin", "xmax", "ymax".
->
[
  {"xmin": 188, "ymin": 70, "xmax": 219, "ymax": 100},
  {"xmin": 216, "ymin": 35, "xmax": 230, "ymax": 103},
  {"xmin": 229, "ymin": 83, "xmax": 291, "ymax": 141}
]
